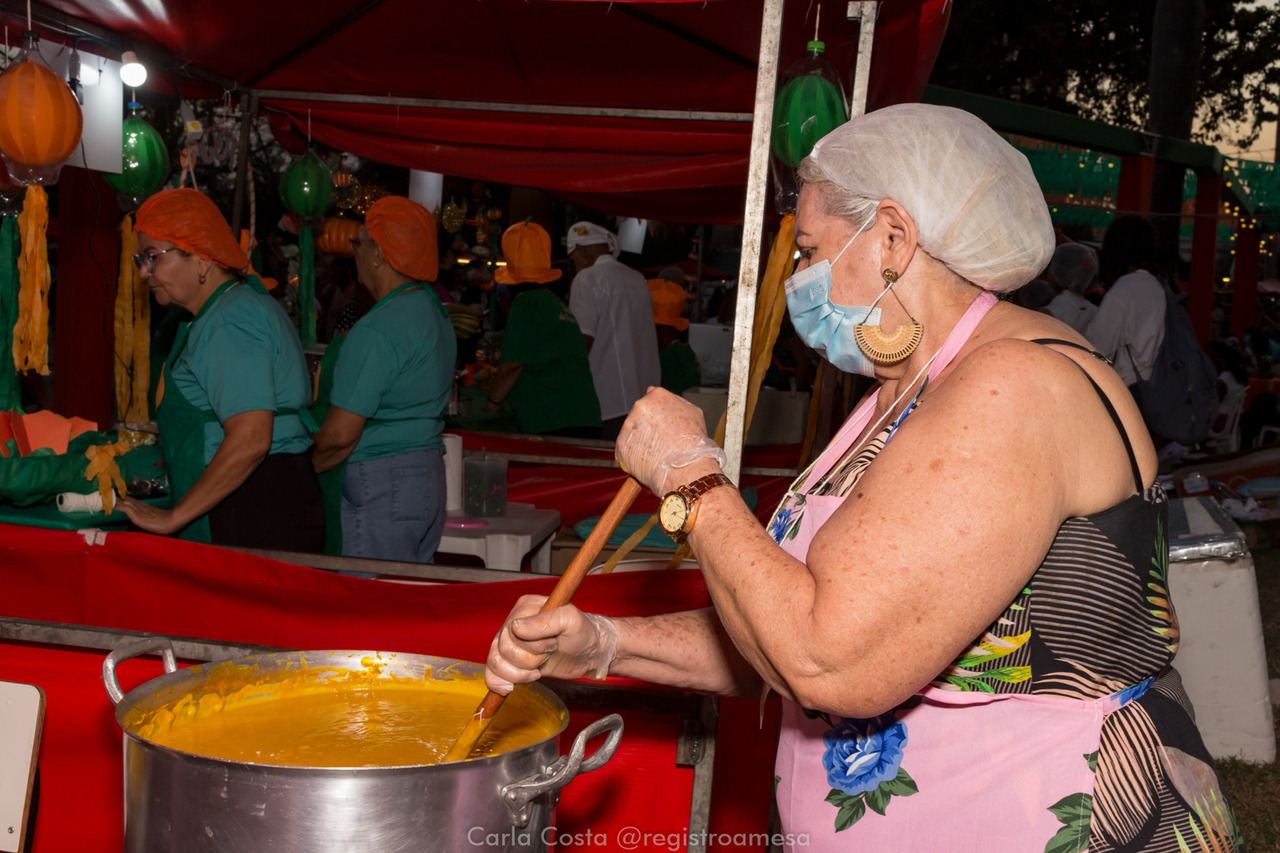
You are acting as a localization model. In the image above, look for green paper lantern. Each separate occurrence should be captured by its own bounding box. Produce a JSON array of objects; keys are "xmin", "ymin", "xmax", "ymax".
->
[
  {"xmin": 102, "ymin": 113, "xmax": 169, "ymax": 198},
  {"xmin": 770, "ymin": 42, "xmax": 848, "ymax": 169},
  {"xmin": 280, "ymin": 151, "xmax": 333, "ymax": 220}
]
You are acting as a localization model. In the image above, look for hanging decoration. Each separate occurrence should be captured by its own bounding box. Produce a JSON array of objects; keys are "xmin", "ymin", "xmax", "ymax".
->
[
  {"xmin": 102, "ymin": 104, "xmax": 170, "ymax": 206},
  {"xmin": 279, "ymin": 149, "xmax": 334, "ymax": 221},
  {"xmin": 12, "ymin": 184, "xmax": 50, "ymax": 374},
  {"xmin": 279, "ymin": 144, "xmax": 334, "ymax": 344},
  {"xmin": 316, "ymin": 216, "xmax": 359, "ymax": 257},
  {"xmin": 441, "ymin": 197, "xmax": 465, "ymax": 233},
  {"xmin": 113, "ymin": 214, "xmax": 150, "ymax": 422},
  {"xmin": 769, "ymin": 9, "xmax": 848, "ymax": 213},
  {"xmin": 0, "ymin": 30, "xmax": 83, "ymax": 188}
]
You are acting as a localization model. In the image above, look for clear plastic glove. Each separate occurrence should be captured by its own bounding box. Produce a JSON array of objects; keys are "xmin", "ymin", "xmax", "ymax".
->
[
  {"xmin": 616, "ymin": 387, "xmax": 727, "ymax": 496},
  {"xmin": 485, "ymin": 595, "xmax": 619, "ymax": 695}
]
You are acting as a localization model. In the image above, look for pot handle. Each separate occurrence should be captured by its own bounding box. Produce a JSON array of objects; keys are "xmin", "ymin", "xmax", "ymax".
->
[
  {"xmin": 501, "ymin": 713, "xmax": 624, "ymax": 828},
  {"xmin": 103, "ymin": 636, "xmax": 179, "ymax": 705}
]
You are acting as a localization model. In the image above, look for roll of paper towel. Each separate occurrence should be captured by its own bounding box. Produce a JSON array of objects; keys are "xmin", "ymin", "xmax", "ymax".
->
[
  {"xmin": 57, "ymin": 490, "xmax": 113, "ymax": 514},
  {"xmin": 442, "ymin": 433, "xmax": 463, "ymax": 512}
]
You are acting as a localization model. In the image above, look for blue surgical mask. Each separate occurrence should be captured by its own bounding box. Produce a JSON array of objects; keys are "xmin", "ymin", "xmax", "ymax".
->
[{"xmin": 785, "ymin": 220, "xmax": 881, "ymax": 377}]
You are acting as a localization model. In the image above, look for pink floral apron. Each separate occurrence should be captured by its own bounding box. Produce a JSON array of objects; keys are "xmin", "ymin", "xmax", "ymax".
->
[{"xmin": 768, "ymin": 293, "xmax": 1141, "ymax": 852}]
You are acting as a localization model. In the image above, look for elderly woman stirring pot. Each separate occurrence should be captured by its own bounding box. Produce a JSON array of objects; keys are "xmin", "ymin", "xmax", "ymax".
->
[
  {"xmin": 117, "ymin": 189, "xmax": 324, "ymax": 550},
  {"xmin": 485, "ymin": 105, "xmax": 1241, "ymax": 851}
]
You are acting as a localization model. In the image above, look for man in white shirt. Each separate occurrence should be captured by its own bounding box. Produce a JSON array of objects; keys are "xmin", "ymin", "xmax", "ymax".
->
[
  {"xmin": 1086, "ymin": 217, "xmax": 1166, "ymax": 388},
  {"xmin": 1046, "ymin": 242, "xmax": 1099, "ymax": 336},
  {"xmin": 565, "ymin": 221, "xmax": 661, "ymax": 438}
]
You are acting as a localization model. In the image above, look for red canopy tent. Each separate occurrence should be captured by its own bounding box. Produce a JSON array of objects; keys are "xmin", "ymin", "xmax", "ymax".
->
[{"xmin": 3, "ymin": 0, "xmax": 951, "ymax": 222}]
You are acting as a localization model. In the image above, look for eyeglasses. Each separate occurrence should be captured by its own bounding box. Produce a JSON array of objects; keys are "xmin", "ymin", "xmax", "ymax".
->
[
  {"xmin": 132, "ymin": 247, "xmax": 180, "ymax": 272},
  {"xmin": 349, "ymin": 237, "xmax": 371, "ymax": 252}
]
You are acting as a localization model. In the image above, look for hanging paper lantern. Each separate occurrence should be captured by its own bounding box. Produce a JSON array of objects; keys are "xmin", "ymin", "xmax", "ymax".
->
[
  {"xmin": 316, "ymin": 216, "xmax": 359, "ymax": 257},
  {"xmin": 0, "ymin": 31, "xmax": 83, "ymax": 187},
  {"xmin": 102, "ymin": 108, "xmax": 169, "ymax": 199},
  {"xmin": 279, "ymin": 150, "xmax": 333, "ymax": 220}
]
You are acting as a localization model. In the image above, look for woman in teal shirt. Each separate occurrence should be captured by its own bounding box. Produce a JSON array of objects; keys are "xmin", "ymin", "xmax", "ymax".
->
[
  {"xmin": 311, "ymin": 197, "xmax": 456, "ymax": 562},
  {"xmin": 117, "ymin": 189, "xmax": 323, "ymax": 550}
]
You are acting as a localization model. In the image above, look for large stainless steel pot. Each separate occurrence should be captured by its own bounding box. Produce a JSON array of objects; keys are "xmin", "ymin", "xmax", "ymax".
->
[{"xmin": 103, "ymin": 637, "xmax": 622, "ymax": 853}]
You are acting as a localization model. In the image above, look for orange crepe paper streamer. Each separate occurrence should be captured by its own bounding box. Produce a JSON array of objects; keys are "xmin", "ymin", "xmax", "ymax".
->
[
  {"xmin": 84, "ymin": 438, "xmax": 133, "ymax": 511},
  {"xmin": 13, "ymin": 185, "xmax": 51, "ymax": 375},
  {"xmin": 114, "ymin": 214, "xmax": 136, "ymax": 420}
]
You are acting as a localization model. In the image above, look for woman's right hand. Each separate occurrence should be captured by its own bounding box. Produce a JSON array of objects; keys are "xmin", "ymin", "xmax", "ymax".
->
[{"xmin": 484, "ymin": 595, "xmax": 618, "ymax": 694}]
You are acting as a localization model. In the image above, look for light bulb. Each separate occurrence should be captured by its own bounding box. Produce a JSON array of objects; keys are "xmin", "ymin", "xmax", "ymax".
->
[{"xmin": 120, "ymin": 51, "xmax": 147, "ymax": 88}]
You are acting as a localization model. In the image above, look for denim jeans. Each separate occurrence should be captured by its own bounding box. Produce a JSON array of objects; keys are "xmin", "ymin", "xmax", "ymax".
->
[{"xmin": 340, "ymin": 448, "xmax": 445, "ymax": 564}]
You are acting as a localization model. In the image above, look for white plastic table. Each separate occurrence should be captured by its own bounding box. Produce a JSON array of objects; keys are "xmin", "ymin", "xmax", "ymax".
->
[
  {"xmin": 435, "ymin": 502, "xmax": 561, "ymax": 574},
  {"xmin": 1167, "ymin": 496, "xmax": 1275, "ymax": 763}
]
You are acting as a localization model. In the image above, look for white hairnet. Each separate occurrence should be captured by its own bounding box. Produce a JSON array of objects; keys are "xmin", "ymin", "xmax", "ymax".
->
[
  {"xmin": 807, "ymin": 104, "xmax": 1054, "ymax": 293},
  {"xmin": 1049, "ymin": 242, "xmax": 1098, "ymax": 294}
]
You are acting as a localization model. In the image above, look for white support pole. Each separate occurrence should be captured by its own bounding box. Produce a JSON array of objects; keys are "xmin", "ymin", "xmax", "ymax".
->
[
  {"xmin": 722, "ymin": 0, "xmax": 786, "ymax": 484},
  {"xmin": 847, "ymin": 1, "xmax": 880, "ymax": 118}
]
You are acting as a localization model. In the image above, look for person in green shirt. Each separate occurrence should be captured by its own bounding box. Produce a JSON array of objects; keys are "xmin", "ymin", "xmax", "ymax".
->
[
  {"xmin": 311, "ymin": 197, "xmax": 456, "ymax": 562},
  {"xmin": 485, "ymin": 222, "xmax": 602, "ymax": 438},
  {"xmin": 117, "ymin": 188, "xmax": 323, "ymax": 550},
  {"xmin": 647, "ymin": 276, "xmax": 702, "ymax": 397}
]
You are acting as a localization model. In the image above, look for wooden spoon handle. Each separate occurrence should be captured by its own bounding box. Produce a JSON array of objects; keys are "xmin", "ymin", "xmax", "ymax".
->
[{"xmin": 444, "ymin": 477, "xmax": 644, "ymax": 762}]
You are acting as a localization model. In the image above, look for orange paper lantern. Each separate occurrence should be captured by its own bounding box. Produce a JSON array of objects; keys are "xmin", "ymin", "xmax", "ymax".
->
[
  {"xmin": 0, "ymin": 32, "xmax": 83, "ymax": 185},
  {"xmin": 317, "ymin": 216, "xmax": 360, "ymax": 257}
]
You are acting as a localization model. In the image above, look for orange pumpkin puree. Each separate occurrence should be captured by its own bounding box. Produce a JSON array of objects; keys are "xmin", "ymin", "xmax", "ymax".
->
[{"xmin": 124, "ymin": 657, "xmax": 563, "ymax": 767}]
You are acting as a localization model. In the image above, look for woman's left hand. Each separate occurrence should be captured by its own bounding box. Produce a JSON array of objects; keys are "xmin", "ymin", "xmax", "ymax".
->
[
  {"xmin": 116, "ymin": 496, "xmax": 185, "ymax": 536},
  {"xmin": 616, "ymin": 387, "xmax": 727, "ymax": 495}
]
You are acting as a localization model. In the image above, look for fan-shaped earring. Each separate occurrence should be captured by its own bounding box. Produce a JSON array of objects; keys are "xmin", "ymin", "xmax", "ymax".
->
[
  {"xmin": 854, "ymin": 323, "xmax": 923, "ymax": 363},
  {"xmin": 852, "ymin": 267, "xmax": 923, "ymax": 363}
]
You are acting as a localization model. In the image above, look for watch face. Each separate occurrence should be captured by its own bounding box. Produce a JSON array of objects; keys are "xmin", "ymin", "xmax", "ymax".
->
[{"xmin": 659, "ymin": 493, "xmax": 688, "ymax": 534}]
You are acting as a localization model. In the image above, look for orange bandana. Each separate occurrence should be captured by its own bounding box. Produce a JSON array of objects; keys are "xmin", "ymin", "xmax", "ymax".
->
[
  {"xmin": 135, "ymin": 189, "xmax": 249, "ymax": 273},
  {"xmin": 366, "ymin": 196, "xmax": 438, "ymax": 282}
]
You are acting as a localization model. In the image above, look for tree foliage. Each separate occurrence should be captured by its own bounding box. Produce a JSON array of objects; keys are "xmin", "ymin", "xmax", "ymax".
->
[{"xmin": 931, "ymin": 0, "xmax": 1280, "ymax": 149}]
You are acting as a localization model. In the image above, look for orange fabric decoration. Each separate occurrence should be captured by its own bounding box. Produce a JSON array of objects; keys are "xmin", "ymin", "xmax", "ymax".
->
[
  {"xmin": 13, "ymin": 185, "xmax": 50, "ymax": 375},
  {"xmin": 0, "ymin": 56, "xmax": 83, "ymax": 168},
  {"xmin": 494, "ymin": 222, "xmax": 561, "ymax": 285},
  {"xmin": 83, "ymin": 438, "xmax": 132, "ymax": 512},
  {"xmin": 365, "ymin": 196, "xmax": 438, "ymax": 282},
  {"xmin": 11, "ymin": 410, "xmax": 71, "ymax": 455},
  {"xmin": 135, "ymin": 188, "xmax": 249, "ymax": 273}
]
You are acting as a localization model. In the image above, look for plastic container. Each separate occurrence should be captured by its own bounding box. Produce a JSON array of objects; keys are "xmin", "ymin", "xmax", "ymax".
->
[{"xmin": 463, "ymin": 456, "xmax": 507, "ymax": 517}]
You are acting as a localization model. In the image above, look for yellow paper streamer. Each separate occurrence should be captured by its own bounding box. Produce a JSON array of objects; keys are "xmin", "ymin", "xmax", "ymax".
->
[
  {"xmin": 114, "ymin": 214, "xmax": 135, "ymax": 419},
  {"xmin": 113, "ymin": 214, "xmax": 151, "ymax": 422},
  {"xmin": 13, "ymin": 185, "xmax": 51, "ymax": 375}
]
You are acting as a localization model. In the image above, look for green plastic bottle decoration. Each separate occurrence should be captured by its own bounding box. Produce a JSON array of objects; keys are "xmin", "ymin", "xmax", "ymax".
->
[
  {"xmin": 279, "ymin": 150, "xmax": 333, "ymax": 220},
  {"xmin": 102, "ymin": 105, "xmax": 169, "ymax": 199},
  {"xmin": 770, "ymin": 40, "xmax": 849, "ymax": 211}
]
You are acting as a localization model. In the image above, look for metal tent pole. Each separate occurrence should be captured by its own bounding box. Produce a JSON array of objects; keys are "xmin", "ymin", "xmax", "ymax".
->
[
  {"xmin": 722, "ymin": 0, "xmax": 785, "ymax": 483},
  {"xmin": 848, "ymin": 2, "xmax": 880, "ymax": 118}
]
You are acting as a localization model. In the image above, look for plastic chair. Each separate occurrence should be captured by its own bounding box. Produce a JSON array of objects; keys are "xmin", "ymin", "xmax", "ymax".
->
[{"xmin": 1207, "ymin": 385, "xmax": 1247, "ymax": 454}]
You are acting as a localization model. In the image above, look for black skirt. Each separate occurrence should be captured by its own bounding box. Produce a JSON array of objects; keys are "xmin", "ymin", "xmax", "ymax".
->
[{"xmin": 207, "ymin": 451, "xmax": 325, "ymax": 553}]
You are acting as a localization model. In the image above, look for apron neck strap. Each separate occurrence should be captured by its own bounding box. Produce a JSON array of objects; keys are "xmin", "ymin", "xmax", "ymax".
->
[{"xmin": 808, "ymin": 290, "xmax": 1000, "ymax": 483}]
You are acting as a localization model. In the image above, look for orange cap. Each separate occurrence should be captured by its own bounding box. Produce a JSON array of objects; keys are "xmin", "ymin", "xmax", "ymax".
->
[
  {"xmin": 365, "ymin": 196, "xmax": 438, "ymax": 282},
  {"xmin": 495, "ymin": 221, "xmax": 562, "ymax": 285},
  {"xmin": 135, "ymin": 188, "xmax": 250, "ymax": 273},
  {"xmin": 647, "ymin": 278, "xmax": 689, "ymax": 330}
]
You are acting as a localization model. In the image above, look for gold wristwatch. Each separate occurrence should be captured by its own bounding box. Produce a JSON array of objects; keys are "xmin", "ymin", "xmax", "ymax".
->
[{"xmin": 659, "ymin": 473, "xmax": 735, "ymax": 544}]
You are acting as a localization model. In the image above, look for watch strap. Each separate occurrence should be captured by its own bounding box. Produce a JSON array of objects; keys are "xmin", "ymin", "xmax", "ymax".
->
[{"xmin": 671, "ymin": 472, "xmax": 735, "ymax": 543}]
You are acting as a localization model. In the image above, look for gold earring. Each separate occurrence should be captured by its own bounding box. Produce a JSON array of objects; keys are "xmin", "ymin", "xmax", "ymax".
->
[{"xmin": 852, "ymin": 268, "xmax": 923, "ymax": 364}]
